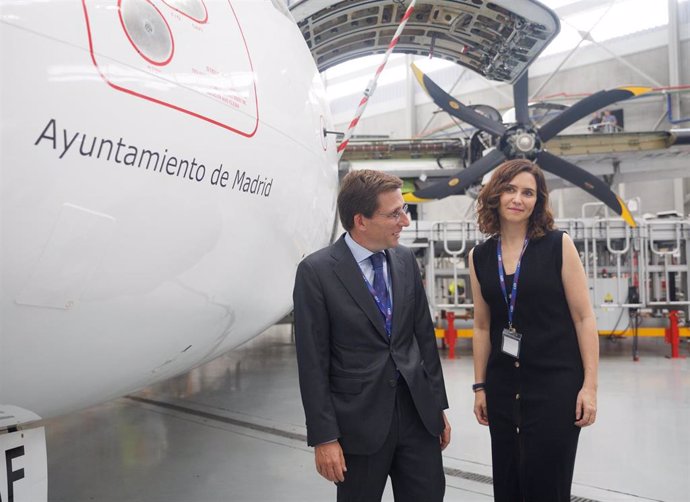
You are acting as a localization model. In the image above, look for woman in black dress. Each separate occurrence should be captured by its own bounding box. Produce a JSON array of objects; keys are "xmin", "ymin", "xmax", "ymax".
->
[{"xmin": 468, "ymin": 159, "xmax": 599, "ymax": 501}]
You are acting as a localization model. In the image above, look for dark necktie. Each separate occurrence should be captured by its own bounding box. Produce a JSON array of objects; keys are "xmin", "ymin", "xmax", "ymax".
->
[{"xmin": 369, "ymin": 252, "xmax": 391, "ymax": 335}]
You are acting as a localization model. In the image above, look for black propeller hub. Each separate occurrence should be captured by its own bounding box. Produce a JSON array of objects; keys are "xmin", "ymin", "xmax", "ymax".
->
[{"xmin": 499, "ymin": 125, "xmax": 542, "ymax": 160}]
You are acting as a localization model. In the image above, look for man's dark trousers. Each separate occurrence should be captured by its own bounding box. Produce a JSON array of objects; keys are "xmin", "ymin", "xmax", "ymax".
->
[{"xmin": 336, "ymin": 379, "xmax": 445, "ymax": 502}]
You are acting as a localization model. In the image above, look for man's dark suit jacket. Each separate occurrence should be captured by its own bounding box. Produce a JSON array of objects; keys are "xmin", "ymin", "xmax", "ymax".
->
[{"xmin": 293, "ymin": 235, "xmax": 449, "ymax": 455}]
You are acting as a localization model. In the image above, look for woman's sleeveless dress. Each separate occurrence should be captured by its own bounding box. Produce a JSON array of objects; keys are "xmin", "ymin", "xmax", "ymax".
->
[{"xmin": 473, "ymin": 230, "xmax": 584, "ymax": 501}]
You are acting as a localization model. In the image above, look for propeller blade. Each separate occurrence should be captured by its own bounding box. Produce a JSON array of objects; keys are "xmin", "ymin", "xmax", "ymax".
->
[
  {"xmin": 513, "ymin": 72, "xmax": 530, "ymax": 125},
  {"xmin": 539, "ymin": 86, "xmax": 651, "ymax": 141},
  {"xmin": 411, "ymin": 63, "xmax": 507, "ymax": 137},
  {"xmin": 404, "ymin": 149, "xmax": 506, "ymax": 202},
  {"xmin": 538, "ymin": 151, "xmax": 636, "ymax": 227}
]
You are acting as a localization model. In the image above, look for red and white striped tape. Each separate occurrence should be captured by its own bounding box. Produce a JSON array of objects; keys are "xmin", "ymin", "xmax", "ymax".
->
[{"xmin": 337, "ymin": 0, "xmax": 417, "ymax": 157}]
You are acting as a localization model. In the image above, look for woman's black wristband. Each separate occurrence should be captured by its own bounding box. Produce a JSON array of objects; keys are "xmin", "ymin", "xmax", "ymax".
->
[{"xmin": 472, "ymin": 383, "xmax": 486, "ymax": 393}]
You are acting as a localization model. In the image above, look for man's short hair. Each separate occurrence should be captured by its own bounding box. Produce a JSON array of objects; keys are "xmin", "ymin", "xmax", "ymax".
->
[{"xmin": 338, "ymin": 170, "xmax": 403, "ymax": 231}]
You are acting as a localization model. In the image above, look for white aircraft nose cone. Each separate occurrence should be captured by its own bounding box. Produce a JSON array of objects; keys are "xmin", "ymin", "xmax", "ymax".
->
[{"xmin": 121, "ymin": 0, "xmax": 173, "ymax": 64}]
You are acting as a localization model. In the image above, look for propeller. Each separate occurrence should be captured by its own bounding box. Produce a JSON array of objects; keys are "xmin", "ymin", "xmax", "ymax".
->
[
  {"xmin": 407, "ymin": 63, "xmax": 651, "ymax": 227},
  {"xmin": 405, "ymin": 149, "xmax": 505, "ymax": 202}
]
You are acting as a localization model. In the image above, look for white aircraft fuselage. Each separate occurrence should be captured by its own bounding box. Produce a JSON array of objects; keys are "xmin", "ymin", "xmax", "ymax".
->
[{"xmin": 0, "ymin": 0, "xmax": 338, "ymax": 426}]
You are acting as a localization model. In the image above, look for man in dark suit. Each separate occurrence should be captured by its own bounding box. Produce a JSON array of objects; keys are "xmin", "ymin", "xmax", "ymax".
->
[{"xmin": 293, "ymin": 170, "xmax": 451, "ymax": 502}]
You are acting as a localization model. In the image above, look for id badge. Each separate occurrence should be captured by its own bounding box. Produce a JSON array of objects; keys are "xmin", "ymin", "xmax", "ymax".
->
[{"xmin": 502, "ymin": 328, "xmax": 522, "ymax": 358}]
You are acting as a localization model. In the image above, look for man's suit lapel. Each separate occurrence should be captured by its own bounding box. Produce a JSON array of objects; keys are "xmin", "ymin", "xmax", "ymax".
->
[
  {"xmin": 387, "ymin": 248, "xmax": 405, "ymax": 339},
  {"xmin": 332, "ymin": 237, "xmax": 390, "ymax": 342}
]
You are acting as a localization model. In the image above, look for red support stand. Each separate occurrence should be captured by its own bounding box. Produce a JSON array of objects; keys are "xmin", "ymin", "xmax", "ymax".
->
[
  {"xmin": 665, "ymin": 310, "xmax": 686, "ymax": 359},
  {"xmin": 445, "ymin": 311, "xmax": 457, "ymax": 359}
]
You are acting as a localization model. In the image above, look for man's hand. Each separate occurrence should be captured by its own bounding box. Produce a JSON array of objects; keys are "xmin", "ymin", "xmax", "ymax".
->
[
  {"xmin": 439, "ymin": 411, "xmax": 451, "ymax": 450},
  {"xmin": 315, "ymin": 442, "xmax": 347, "ymax": 483}
]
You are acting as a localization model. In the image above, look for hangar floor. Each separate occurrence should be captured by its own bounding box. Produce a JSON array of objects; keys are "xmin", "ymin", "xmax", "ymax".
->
[{"xmin": 45, "ymin": 326, "xmax": 689, "ymax": 502}]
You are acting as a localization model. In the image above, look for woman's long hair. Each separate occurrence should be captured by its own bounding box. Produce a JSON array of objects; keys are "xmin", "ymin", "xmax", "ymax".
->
[{"xmin": 476, "ymin": 159, "xmax": 554, "ymax": 239}]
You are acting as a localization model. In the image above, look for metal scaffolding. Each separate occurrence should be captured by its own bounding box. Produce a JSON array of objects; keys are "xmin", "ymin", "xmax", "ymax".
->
[{"xmin": 401, "ymin": 214, "xmax": 690, "ymax": 357}]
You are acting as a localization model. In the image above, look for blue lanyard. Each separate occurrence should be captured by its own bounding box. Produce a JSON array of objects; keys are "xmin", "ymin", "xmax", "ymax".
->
[
  {"xmin": 497, "ymin": 237, "xmax": 529, "ymax": 329},
  {"xmin": 362, "ymin": 273, "xmax": 392, "ymax": 336}
]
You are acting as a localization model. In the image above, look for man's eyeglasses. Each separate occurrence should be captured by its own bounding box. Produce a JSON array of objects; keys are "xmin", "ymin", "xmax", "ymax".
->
[{"xmin": 378, "ymin": 204, "xmax": 409, "ymax": 221}]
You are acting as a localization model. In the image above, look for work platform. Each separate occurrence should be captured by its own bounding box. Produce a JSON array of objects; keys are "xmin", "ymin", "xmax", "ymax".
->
[{"xmin": 401, "ymin": 214, "xmax": 690, "ymax": 359}]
